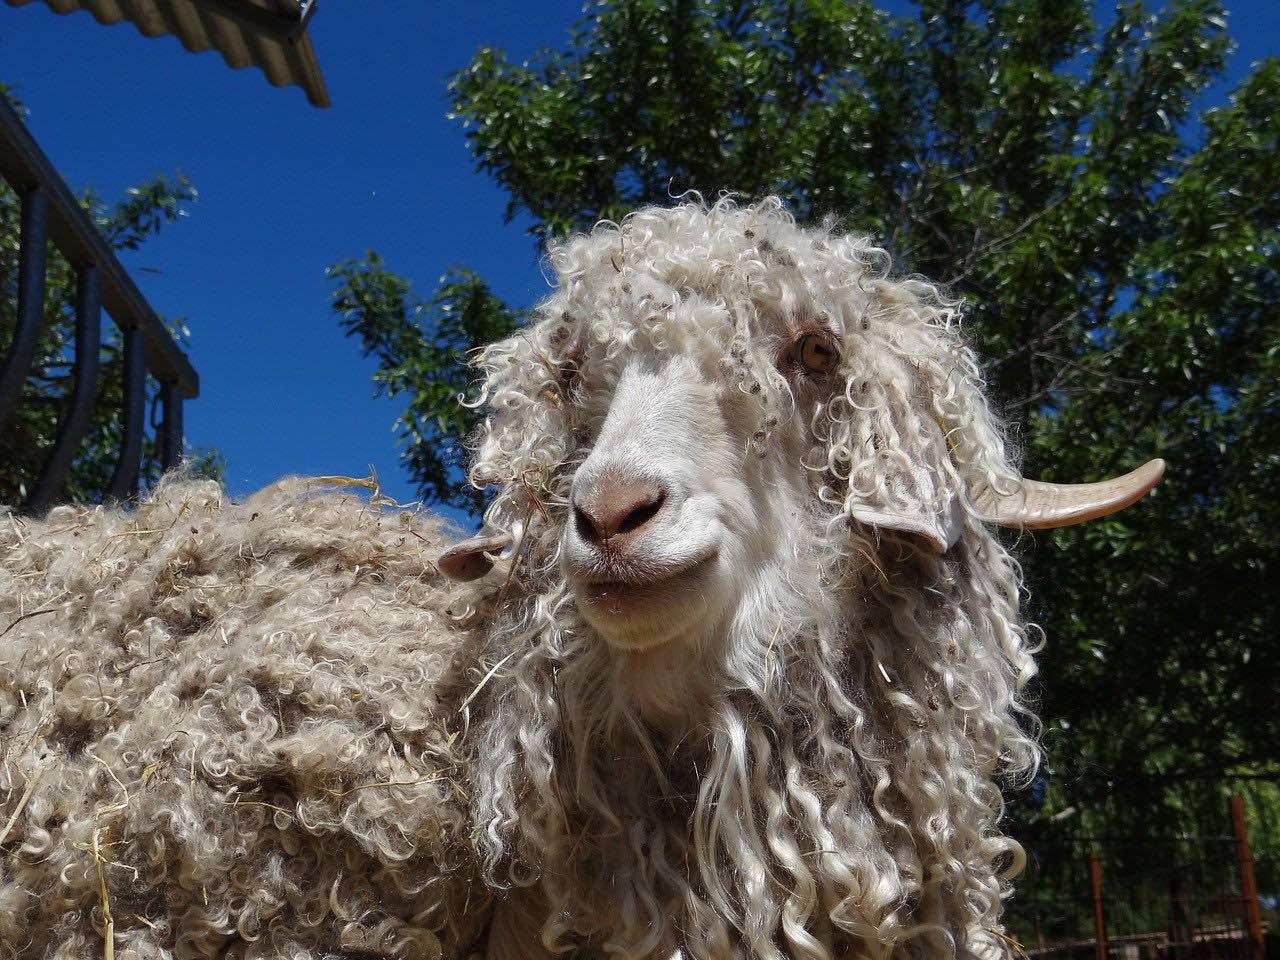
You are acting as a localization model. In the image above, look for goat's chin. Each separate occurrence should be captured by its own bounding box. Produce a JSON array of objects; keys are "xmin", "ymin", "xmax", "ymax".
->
[
  {"xmin": 571, "ymin": 556, "xmax": 725, "ymax": 651},
  {"xmin": 585, "ymin": 616, "xmax": 691, "ymax": 652}
]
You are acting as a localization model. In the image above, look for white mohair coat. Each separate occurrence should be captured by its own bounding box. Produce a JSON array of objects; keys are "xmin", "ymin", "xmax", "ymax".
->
[
  {"xmin": 463, "ymin": 197, "xmax": 1038, "ymax": 960},
  {"xmin": 0, "ymin": 196, "xmax": 1071, "ymax": 960},
  {"xmin": 0, "ymin": 478, "xmax": 488, "ymax": 959}
]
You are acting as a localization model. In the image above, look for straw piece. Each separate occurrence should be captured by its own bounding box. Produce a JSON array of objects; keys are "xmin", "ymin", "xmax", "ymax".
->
[
  {"xmin": 0, "ymin": 762, "xmax": 45, "ymax": 846},
  {"xmin": 92, "ymin": 826, "xmax": 115, "ymax": 960}
]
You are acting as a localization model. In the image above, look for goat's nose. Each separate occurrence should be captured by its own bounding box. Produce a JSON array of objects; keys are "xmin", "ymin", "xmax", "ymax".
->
[{"xmin": 573, "ymin": 472, "xmax": 667, "ymax": 545}]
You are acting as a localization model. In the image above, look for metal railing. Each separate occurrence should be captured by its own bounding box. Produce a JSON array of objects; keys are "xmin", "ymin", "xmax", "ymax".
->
[{"xmin": 0, "ymin": 94, "xmax": 198, "ymax": 510}]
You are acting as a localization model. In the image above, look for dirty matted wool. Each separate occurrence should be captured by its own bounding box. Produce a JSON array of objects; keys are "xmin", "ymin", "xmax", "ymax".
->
[{"xmin": 0, "ymin": 477, "xmax": 488, "ymax": 960}]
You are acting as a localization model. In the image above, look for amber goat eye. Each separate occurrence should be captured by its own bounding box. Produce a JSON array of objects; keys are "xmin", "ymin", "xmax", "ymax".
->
[{"xmin": 796, "ymin": 332, "xmax": 839, "ymax": 376}]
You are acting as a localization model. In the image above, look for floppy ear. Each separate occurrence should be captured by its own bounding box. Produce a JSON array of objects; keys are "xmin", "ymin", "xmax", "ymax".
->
[
  {"xmin": 846, "ymin": 472, "xmax": 963, "ymax": 554},
  {"xmin": 437, "ymin": 531, "xmax": 513, "ymax": 581},
  {"xmin": 843, "ymin": 414, "xmax": 964, "ymax": 555},
  {"xmin": 814, "ymin": 324, "xmax": 969, "ymax": 554}
]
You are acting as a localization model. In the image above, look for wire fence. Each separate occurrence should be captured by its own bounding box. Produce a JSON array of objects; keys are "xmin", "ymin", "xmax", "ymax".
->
[{"xmin": 1005, "ymin": 797, "xmax": 1269, "ymax": 960}]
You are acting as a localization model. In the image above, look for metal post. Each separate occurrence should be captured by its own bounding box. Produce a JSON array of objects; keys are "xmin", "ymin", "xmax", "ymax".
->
[
  {"xmin": 0, "ymin": 185, "xmax": 49, "ymax": 435},
  {"xmin": 159, "ymin": 380, "xmax": 184, "ymax": 471},
  {"xmin": 1230, "ymin": 795, "xmax": 1267, "ymax": 960},
  {"xmin": 1169, "ymin": 867, "xmax": 1191, "ymax": 959},
  {"xmin": 28, "ymin": 263, "xmax": 102, "ymax": 512},
  {"xmin": 107, "ymin": 325, "xmax": 146, "ymax": 501},
  {"xmin": 1089, "ymin": 852, "xmax": 1107, "ymax": 960}
]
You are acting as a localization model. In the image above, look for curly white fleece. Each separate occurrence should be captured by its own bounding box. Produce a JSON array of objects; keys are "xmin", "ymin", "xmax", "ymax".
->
[
  {"xmin": 0, "ymin": 477, "xmax": 489, "ymax": 960},
  {"xmin": 464, "ymin": 197, "xmax": 1038, "ymax": 960},
  {"xmin": 1, "ymin": 196, "xmax": 1041, "ymax": 960}
]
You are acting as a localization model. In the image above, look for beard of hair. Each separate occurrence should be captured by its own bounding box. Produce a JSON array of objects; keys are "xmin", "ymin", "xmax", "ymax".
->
[{"xmin": 467, "ymin": 497, "xmax": 1039, "ymax": 960}]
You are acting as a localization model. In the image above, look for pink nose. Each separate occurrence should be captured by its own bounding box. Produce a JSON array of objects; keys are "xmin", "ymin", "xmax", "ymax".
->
[{"xmin": 573, "ymin": 471, "xmax": 667, "ymax": 546}]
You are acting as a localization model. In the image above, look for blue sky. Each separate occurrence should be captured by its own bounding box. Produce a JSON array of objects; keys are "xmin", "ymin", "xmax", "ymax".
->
[
  {"xmin": 2, "ymin": 1, "xmax": 1276, "ymax": 526},
  {"xmin": 1, "ymin": 2, "xmax": 585, "ymax": 524}
]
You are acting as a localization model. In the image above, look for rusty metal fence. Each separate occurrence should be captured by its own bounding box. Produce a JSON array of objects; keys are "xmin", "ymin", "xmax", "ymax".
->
[{"xmin": 1006, "ymin": 797, "xmax": 1269, "ymax": 960}]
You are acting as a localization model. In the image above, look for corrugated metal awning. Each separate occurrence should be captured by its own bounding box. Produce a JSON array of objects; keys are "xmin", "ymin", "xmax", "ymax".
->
[{"xmin": 5, "ymin": 0, "xmax": 330, "ymax": 107}]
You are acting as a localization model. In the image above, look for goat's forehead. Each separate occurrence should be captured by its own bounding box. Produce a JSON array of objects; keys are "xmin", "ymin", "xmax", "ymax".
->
[{"xmin": 546, "ymin": 264, "xmax": 844, "ymax": 350}]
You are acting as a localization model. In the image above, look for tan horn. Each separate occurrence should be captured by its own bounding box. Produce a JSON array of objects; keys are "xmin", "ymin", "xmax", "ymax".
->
[
  {"xmin": 974, "ymin": 458, "xmax": 1166, "ymax": 530},
  {"xmin": 437, "ymin": 532, "xmax": 514, "ymax": 582}
]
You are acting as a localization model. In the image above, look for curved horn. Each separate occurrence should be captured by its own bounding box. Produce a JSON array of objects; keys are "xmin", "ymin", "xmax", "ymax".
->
[
  {"xmin": 975, "ymin": 458, "xmax": 1165, "ymax": 530},
  {"xmin": 437, "ymin": 531, "xmax": 513, "ymax": 582}
]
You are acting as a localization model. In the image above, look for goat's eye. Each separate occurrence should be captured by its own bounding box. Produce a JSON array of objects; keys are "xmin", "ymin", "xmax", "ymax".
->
[{"xmin": 795, "ymin": 332, "xmax": 840, "ymax": 376}]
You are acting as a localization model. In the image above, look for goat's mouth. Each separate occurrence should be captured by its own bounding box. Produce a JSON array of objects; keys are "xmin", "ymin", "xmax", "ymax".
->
[{"xmin": 574, "ymin": 552, "xmax": 718, "ymax": 619}]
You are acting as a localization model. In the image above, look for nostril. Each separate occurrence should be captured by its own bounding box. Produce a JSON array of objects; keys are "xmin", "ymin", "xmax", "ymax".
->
[
  {"xmin": 574, "ymin": 504, "xmax": 600, "ymax": 543},
  {"xmin": 617, "ymin": 490, "xmax": 665, "ymax": 535}
]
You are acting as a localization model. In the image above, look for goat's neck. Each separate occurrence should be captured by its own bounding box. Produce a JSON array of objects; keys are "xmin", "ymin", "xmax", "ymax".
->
[{"xmin": 613, "ymin": 639, "xmax": 714, "ymax": 733}]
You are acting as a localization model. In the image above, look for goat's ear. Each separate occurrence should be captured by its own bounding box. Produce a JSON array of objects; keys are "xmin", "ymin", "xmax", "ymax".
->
[
  {"xmin": 840, "ymin": 401, "xmax": 964, "ymax": 554},
  {"xmin": 437, "ymin": 532, "xmax": 513, "ymax": 581},
  {"xmin": 845, "ymin": 462, "xmax": 963, "ymax": 555}
]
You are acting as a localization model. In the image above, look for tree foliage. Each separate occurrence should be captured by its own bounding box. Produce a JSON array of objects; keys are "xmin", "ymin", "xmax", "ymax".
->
[
  {"xmin": 1, "ymin": 91, "xmax": 219, "ymax": 504},
  {"xmin": 327, "ymin": 257, "xmax": 523, "ymax": 514},
  {"xmin": 331, "ymin": 0, "xmax": 1279, "ymax": 848}
]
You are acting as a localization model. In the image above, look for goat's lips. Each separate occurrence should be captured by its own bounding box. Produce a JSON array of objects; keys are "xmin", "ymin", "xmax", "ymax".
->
[{"xmin": 575, "ymin": 555, "xmax": 715, "ymax": 615}]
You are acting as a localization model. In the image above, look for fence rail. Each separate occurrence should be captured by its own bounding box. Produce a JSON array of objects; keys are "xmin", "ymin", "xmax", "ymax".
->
[
  {"xmin": 0, "ymin": 94, "xmax": 197, "ymax": 510},
  {"xmin": 1008, "ymin": 796, "xmax": 1269, "ymax": 960}
]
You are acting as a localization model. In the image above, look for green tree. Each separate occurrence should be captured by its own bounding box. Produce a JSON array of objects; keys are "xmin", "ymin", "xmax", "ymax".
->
[
  {"xmin": 0, "ymin": 90, "xmax": 219, "ymax": 505},
  {"xmin": 327, "ymin": 259, "xmax": 521, "ymax": 515},
  {"xmin": 331, "ymin": 0, "xmax": 1278, "ymax": 849}
]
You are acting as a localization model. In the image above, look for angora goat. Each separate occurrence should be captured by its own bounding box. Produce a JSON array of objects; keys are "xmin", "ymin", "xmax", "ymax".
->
[
  {"xmin": 1, "ymin": 197, "xmax": 1161, "ymax": 960},
  {"xmin": 439, "ymin": 197, "xmax": 1162, "ymax": 960},
  {"xmin": 0, "ymin": 479, "xmax": 489, "ymax": 959}
]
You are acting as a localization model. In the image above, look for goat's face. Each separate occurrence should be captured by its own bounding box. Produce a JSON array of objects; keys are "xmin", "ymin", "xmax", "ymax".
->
[
  {"xmin": 558, "ymin": 301, "xmax": 839, "ymax": 653},
  {"xmin": 443, "ymin": 201, "xmax": 1164, "ymax": 958},
  {"xmin": 450, "ymin": 208, "xmax": 997, "ymax": 665}
]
